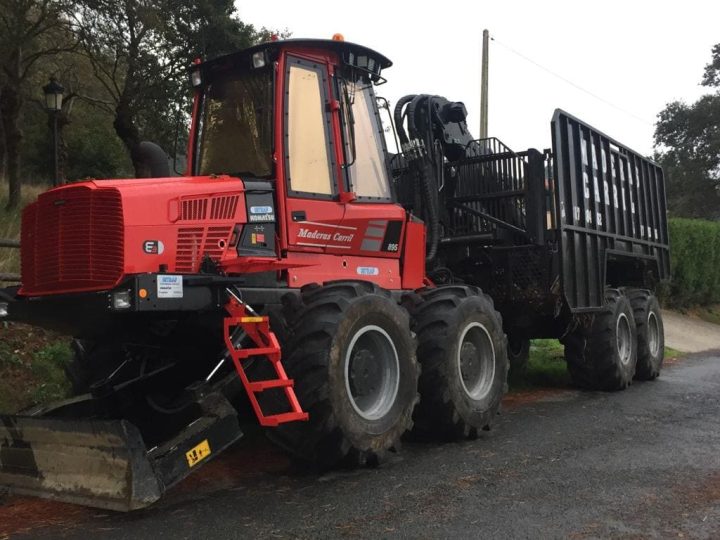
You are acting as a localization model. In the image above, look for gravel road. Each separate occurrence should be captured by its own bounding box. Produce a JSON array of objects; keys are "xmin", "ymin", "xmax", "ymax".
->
[
  {"xmin": 662, "ymin": 310, "xmax": 720, "ymax": 353},
  {"xmin": 3, "ymin": 347, "xmax": 720, "ymax": 539}
]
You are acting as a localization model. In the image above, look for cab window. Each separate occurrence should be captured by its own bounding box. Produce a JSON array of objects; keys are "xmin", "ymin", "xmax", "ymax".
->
[
  {"xmin": 341, "ymin": 81, "xmax": 392, "ymax": 199},
  {"xmin": 286, "ymin": 59, "xmax": 334, "ymax": 196},
  {"xmin": 196, "ymin": 69, "xmax": 273, "ymax": 177}
]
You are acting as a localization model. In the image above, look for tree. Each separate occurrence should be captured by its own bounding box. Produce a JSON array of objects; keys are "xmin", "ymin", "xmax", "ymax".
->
[
  {"xmin": 72, "ymin": 0, "xmax": 268, "ymax": 175},
  {"xmin": 20, "ymin": 51, "xmax": 133, "ymax": 184},
  {"xmin": 655, "ymin": 44, "xmax": 720, "ymax": 219},
  {"xmin": 0, "ymin": 0, "xmax": 75, "ymax": 209}
]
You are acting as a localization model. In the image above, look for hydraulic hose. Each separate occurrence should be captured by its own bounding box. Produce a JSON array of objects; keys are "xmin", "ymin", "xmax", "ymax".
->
[
  {"xmin": 394, "ymin": 95, "xmax": 416, "ymax": 146},
  {"xmin": 394, "ymin": 94, "xmax": 441, "ymax": 262}
]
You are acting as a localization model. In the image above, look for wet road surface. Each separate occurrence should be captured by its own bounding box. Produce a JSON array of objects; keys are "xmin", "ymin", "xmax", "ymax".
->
[{"xmin": 2, "ymin": 352, "xmax": 720, "ymax": 539}]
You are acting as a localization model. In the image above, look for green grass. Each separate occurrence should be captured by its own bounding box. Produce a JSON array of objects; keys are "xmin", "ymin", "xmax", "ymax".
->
[
  {"xmin": 509, "ymin": 339, "xmax": 686, "ymax": 392},
  {"xmin": 0, "ymin": 324, "xmax": 73, "ymax": 414},
  {"xmin": 27, "ymin": 342, "xmax": 73, "ymax": 406},
  {"xmin": 509, "ymin": 339, "xmax": 570, "ymax": 391},
  {"xmin": 689, "ymin": 305, "xmax": 720, "ymax": 326}
]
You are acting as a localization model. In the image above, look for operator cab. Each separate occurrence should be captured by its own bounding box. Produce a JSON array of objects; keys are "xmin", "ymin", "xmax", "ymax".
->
[{"xmin": 187, "ymin": 38, "xmax": 408, "ymax": 262}]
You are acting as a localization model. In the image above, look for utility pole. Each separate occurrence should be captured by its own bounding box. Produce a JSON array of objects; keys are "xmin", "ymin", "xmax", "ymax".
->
[{"xmin": 480, "ymin": 29, "xmax": 489, "ymax": 140}]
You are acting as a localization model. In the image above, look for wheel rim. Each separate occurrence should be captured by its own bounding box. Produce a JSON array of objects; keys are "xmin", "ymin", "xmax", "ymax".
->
[
  {"xmin": 457, "ymin": 322, "xmax": 496, "ymax": 400},
  {"xmin": 647, "ymin": 311, "xmax": 660, "ymax": 357},
  {"xmin": 344, "ymin": 325, "xmax": 400, "ymax": 421},
  {"xmin": 616, "ymin": 313, "xmax": 632, "ymax": 365}
]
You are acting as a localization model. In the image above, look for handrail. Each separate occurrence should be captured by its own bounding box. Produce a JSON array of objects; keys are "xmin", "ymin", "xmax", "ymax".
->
[
  {"xmin": 0, "ymin": 239, "xmax": 20, "ymax": 248},
  {"xmin": 0, "ymin": 238, "xmax": 21, "ymax": 282}
]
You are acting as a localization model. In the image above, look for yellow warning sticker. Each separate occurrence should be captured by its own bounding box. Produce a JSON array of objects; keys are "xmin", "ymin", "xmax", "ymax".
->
[{"xmin": 186, "ymin": 439, "xmax": 211, "ymax": 468}]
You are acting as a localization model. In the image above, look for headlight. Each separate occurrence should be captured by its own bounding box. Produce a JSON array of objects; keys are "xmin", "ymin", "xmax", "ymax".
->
[
  {"xmin": 191, "ymin": 68, "xmax": 202, "ymax": 87},
  {"xmin": 112, "ymin": 290, "xmax": 132, "ymax": 310},
  {"xmin": 252, "ymin": 51, "xmax": 267, "ymax": 69},
  {"xmin": 0, "ymin": 302, "xmax": 7, "ymax": 318}
]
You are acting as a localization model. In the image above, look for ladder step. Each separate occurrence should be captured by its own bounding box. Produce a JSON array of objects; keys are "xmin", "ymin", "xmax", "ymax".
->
[
  {"xmin": 259, "ymin": 411, "xmax": 310, "ymax": 427},
  {"xmin": 247, "ymin": 379, "xmax": 294, "ymax": 392},
  {"xmin": 231, "ymin": 347, "xmax": 279, "ymax": 359},
  {"xmin": 224, "ymin": 297, "xmax": 308, "ymax": 428}
]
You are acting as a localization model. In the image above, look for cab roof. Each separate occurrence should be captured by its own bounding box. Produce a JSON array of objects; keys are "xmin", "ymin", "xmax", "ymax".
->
[{"xmin": 197, "ymin": 38, "xmax": 392, "ymax": 77}]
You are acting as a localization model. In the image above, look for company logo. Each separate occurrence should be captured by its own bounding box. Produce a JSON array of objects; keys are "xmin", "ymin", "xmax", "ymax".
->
[
  {"xmin": 298, "ymin": 228, "xmax": 354, "ymax": 243},
  {"xmin": 143, "ymin": 240, "xmax": 165, "ymax": 255},
  {"xmin": 356, "ymin": 266, "xmax": 379, "ymax": 276},
  {"xmin": 248, "ymin": 205, "xmax": 275, "ymax": 222},
  {"xmin": 298, "ymin": 228, "xmax": 331, "ymax": 241}
]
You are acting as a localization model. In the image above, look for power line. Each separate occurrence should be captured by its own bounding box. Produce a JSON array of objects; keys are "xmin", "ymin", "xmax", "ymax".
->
[{"xmin": 490, "ymin": 36, "xmax": 654, "ymax": 126}]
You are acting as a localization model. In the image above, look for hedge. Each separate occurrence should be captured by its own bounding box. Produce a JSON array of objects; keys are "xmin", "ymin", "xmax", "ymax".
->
[{"xmin": 665, "ymin": 218, "xmax": 720, "ymax": 307}]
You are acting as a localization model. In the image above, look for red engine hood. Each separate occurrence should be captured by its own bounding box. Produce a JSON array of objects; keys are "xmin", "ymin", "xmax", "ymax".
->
[{"xmin": 19, "ymin": 175, "xmax": 252, "ymax": 296}]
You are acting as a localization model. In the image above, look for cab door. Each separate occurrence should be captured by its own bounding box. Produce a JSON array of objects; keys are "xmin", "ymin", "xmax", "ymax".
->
[
  {"xmin": 331, "ymin": 79, "xmax": 406, "ymax": 259},
  {"xmin": 283, "ymin": 55, "xmax": 348, "ymax": 252}
]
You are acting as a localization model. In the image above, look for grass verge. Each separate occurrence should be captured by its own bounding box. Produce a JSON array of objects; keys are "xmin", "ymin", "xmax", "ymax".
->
[
  {"xmin": 684, "ymin": 304, "xmax": 720, "ymax": 326},
  {"xmin": 509, "ymin": 339, "xmax": 686, "ymax": 392},
  {"xmin": 509, "ymin": 339, "xmax": 569, "ymax": 391},
  {"xmin": 0, "ymin": 322, "xmax": 72, "ymax": 414}
]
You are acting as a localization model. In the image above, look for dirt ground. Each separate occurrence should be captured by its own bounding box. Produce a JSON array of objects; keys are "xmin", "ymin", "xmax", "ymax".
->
[{"xmin": 662, "ymin": 309, "xmax": 720, "ymax": 353}]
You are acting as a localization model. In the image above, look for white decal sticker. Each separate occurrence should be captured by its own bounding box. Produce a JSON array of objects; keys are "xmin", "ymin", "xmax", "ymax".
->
[
  {"xmin": 357, "ymin": 267, "xmax": 380, "ymax": 276},
  {"xmin": 249, "ymin": 214, "xmax": 275, "ymax": 222},
  {"xmin": 157, "ymin": 275, "xmax": 183, "ymax": 298}
]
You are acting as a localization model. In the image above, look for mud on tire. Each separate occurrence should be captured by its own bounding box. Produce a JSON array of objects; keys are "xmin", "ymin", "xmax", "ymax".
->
[
  {"xmin": 563, "ymin": 288, "xmax": 638, "ymax": 391},
  {"xmin": 266, "ymin": 281, "xmax": 419, "ymax": 468},
  {"xmin": 404, "ymin": 285, "xmax": 508, "ymax": 440}
]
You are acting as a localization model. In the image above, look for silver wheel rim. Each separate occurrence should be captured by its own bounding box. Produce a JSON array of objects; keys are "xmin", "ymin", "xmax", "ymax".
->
[
  {"xmin": 344, "ymin": 325, "xmax": 400, "ymax": 421},
  {"xmin": 648, "ymin": 311, "xmax": 660, "ymax": 357},
  {"xmin": 616, "ymin": 313, "xmax": 632, "ymax": 365},
  {"xmin": 457, "ymin": 322, "xmax": 496, "ymax": 400}
]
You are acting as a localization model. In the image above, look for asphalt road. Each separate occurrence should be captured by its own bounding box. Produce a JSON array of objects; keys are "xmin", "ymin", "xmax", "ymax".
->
[{"xmin": 3, "ymin": 351, "xmax": 720, "ymax": 539}]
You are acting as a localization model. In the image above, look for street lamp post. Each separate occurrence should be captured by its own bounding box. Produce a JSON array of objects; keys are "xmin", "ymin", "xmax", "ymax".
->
[{"xmin": 42, "ymin": 77, "xmax": 64, "ymax": 187}]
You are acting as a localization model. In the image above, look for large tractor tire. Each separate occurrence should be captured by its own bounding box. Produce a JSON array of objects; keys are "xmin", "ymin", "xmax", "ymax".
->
[
  {"xmin": 404, "ymin": 286, "xmax": 508, "ymax": 440},
  {"xmin": 267, "ymin": 281, "xmax": 419, "ymax": 468},
  {"xmin": 627, "ymin": 289, "xmax": 664, "ymax": 380},
  {"xmin": 563, "ymin": 289, "xmax": 638, "ymax": 391}
]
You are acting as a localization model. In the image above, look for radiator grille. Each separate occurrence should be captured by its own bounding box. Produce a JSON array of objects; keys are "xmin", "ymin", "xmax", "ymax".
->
[
  {"xmin": 210, "ymin": 195, "xmax": 239, "ymax": 220},
  {"xmin": 181, "ymin": 198, "xmax": 208, "ymax": 220},
  {"xmin": 20, "ymin": 186, "xmax": 124, "ymax": 295},
  {"xmin": 175, "ymin": 226, "xmax": 232, "ymax": 272},
  {"xmin": 180, "ymin": 195, "xmax": 240, "ymax": 221}
]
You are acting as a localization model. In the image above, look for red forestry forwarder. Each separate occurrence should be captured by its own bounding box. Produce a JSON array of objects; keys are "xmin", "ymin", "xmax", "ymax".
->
[{"xmin": 0, "ymin": 37, "xmax": 669, "ymax": 511}]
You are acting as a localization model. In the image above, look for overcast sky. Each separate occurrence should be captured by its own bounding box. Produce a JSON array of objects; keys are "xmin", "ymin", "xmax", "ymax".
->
[{"xmin": 237, "ymin": 0, "xmax": 719, "ymax": 157}]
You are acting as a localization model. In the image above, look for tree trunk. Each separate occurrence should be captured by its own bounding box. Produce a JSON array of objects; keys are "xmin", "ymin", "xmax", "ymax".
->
[
  {"xmin": 1, "ymin": 82, "xmax": 22, "ymax": 210},
  {"xmin": 0, "ymin": 91, "xmax": 6, "ymax": 183},
  {"xmin": 113, "ymin": 96, "xmax": 142, "ymax": 177}
]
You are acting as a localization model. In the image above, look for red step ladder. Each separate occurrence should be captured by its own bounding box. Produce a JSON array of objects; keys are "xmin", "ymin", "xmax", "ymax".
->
[{"xmin": 223, "ymin": 294, "xmax": 308, "ymax": 427}]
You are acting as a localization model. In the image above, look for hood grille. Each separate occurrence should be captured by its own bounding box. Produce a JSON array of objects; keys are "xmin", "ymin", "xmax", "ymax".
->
[{"xmin": 20, "ymin": 186, "xmax": 124, "ymax": 295}]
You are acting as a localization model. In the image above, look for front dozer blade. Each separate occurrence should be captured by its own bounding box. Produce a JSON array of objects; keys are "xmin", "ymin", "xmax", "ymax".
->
[
  {"xmin": 0, "ymin": 392, "xmax": 244, "ymax": 511},
  {"xmin": 0, "ymin": 417, "xmax": 161, "ymax": 511}
]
